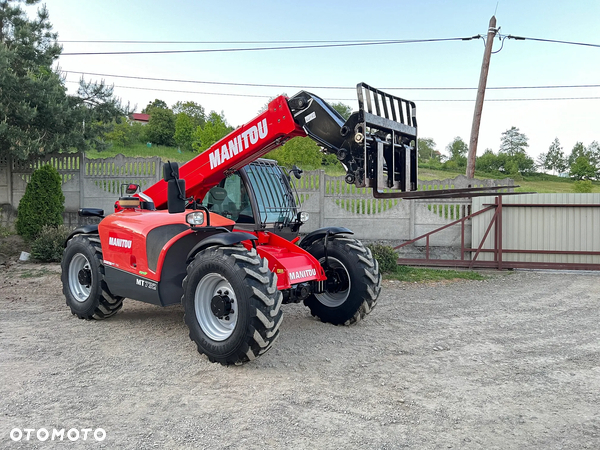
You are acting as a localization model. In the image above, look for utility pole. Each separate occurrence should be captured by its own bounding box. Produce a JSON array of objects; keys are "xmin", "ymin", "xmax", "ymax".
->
[{"xmin": 466, "ymin": 16, "xmax": 498, "ymax": 179}]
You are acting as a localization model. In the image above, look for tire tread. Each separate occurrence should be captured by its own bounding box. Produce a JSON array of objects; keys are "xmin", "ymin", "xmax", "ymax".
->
[
  {"xmin": 182, "ymin": 245, "xmax": 283, "ymax": 366},
  {"xmin": 62, "ymin": 234, "xmax": 123, "ymax": 320}
]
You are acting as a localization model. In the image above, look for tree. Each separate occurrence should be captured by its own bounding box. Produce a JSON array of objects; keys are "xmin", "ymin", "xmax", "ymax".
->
[
  {"xmin": 106, "ymin": 116, "xmax": 144, "ymax": 147},
  {"xmin": 475, "ymin": 148, "xmax": 534, "ymax": 176},
  {"xmin": 500, "ymin": 127, "xmax": 529, "ymax": 156},
  {"xmin": 146, "ymin": 108, "xmax": 175, "ymax": 146},
  {"xmin": 538, "ymin": 138, "xmax": 567, "ymax": 175},
  {"xmin": 330, "ymin": 102, "xmax": 353, "ymax": 120},
  {"xmin": 506, "ymin": 152, "xmax": 535, "ymax": 175},
  {"xmin": 567, "ymin": 141, "xmax": 599, "ymax": 180},
  {"xmin": 417, "ymin": 138, "xmax": 439, "ymax": 161},
  {"xmin": 142, "ymin": 99, "xmax": 168, "ymax": 113},
  {"xmin": 570, "ymin": 155, "xmax": 596, "ymax": 180},
  {"xmin": 446, "ymin": 137, "xmax": 468, "ymax": 167},
  {"xmin": 476, "ymin": 149, "xmax": 502, "ymax": 173},
  {"xmin": 0, "ymin": 1, "xmax": 128, "ymax": 158},
  {"xmin": 172, "ymin": 101, "xmax": 205, "ymax": 127},
  {"xmin": 174, "ymin": 112, "xmax": 196, "ymax": 151},
  {"xmin": 74, "ymin": 78, "xmax": 131, "ymax": 151},
  {"xmin": 192, "ymin": 111, "xmax": 233, "ymax": 153},
  {"xmin": 567, "ymin": 142, "xmax": 586, "ymax": 167},
  {"xmin": 586, "ymin": 141, "xmax": 600, "ymax": 170},
  {"xmin": 267, "ymin": 137, "xmax": 323, "ymax": 169},
  {"xmin": 496, "ymin": 127, "xmax": 534, "ymax": 175}
]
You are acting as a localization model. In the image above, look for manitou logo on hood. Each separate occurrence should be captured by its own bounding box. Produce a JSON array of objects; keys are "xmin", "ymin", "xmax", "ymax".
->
[
  {"xmin": 209, "ymin": 118, "xmax": 268, "ymax": 170},
  {"xmin": 108, "ymin": 234, "xmax": 133, "ymax": 253},
  {"xmin": 289, "ymin": 268, "xmax": 317, "ymax": 282}
]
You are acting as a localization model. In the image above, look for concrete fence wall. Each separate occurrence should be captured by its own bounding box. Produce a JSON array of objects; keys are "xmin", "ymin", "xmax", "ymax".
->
[
  {"xmin": 0, "ymin": 153, "xmax": 514, "ymax": 257},
  {"xmin": 293, "ymin": 171, "xmax": 514, "ymax": 253},
  {"xmin": 0, "ymin": 153, "xmax": 162, "ymax": 227}
]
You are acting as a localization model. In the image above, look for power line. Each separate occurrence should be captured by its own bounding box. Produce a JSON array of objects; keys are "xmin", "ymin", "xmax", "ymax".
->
[
  {"xmin": 65, "ymin": 80, "xmax": 272, "ymax": 98},
  {"xmin": 63, "ymin": 71, "xmax": 600, "ymax": 91},
  {"xmin": 506, "ymin": 35, "xmax": 600, "ymax": 48},
  {"xmin": 60, "ymin": 37, "xmax": 470, "ymax": 56},
  {"xmin": 64, "ymin": 80, "xmax": 600, "ymax": 102},
  {"xmin": 59, "ymin": 39, "xmax": 405, "ymax": 44},
  {"xmin": 59, "ymin": 36, "xmax": 600, "ymax": 49},
  {"xmin": 59, "ymin": 35, "xmax": 600, "ymax": 50}
]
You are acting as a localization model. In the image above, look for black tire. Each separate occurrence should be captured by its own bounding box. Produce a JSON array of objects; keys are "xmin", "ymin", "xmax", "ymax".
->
[
  {"xmin": 182, "ymin": 245, "xmax": 283, "ymax": 365},
  {"xmin": 304, "ymin": 236, "xmax": 381, "ymax": 325},
  {"xmin": 61, "ymin": 234, "xmax": 123, "ymax": 320}
]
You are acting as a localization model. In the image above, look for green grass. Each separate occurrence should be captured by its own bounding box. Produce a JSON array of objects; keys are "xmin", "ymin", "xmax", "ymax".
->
[
  {"xmin": 385, "ymin": 266, "xmax": 487, "ymax": 282},
  {"xmin": 86, "ymin": 143, "xmax": 195, "ymax": 163},
  {"xmin": 0, "ymin": 224, "xmax": 12, "ymax": 238},
  {"xmin": 417, "ymin": 167, "xmax": 600, "ymax": 194}
]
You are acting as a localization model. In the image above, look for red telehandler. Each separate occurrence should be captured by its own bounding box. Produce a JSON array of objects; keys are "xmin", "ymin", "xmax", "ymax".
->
[{"xmin": 61, "ymin": 83, "xmax": 500, "ymax": 365}]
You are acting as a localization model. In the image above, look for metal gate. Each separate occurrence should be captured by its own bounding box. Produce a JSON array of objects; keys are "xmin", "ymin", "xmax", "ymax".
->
[{"xmin": 395, "ymin": 193, "xmax": 600, "ymax": 270}]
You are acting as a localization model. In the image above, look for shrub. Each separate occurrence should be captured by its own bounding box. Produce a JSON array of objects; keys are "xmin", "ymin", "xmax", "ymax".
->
[
  {"xmin": 367, "ymin": 243, "xmax": 398, "ymax": 274},
  {"xmin": 16, "ymin": 165, "xmax": 65, "ymax": 241},
  {"xmin": 573, "ymin": 180, "xmax": 593, "ymax": 193},
  {"xmin": 106, "ymin": 118, "xmax": 145, "ymax": 147},
  {"xmin": 31, "ymin": 225, "xmax": 71, "ymax": 262},
  {"xmin": 0, "ymin": 223, "xmax": 12, "ymax": 238}
]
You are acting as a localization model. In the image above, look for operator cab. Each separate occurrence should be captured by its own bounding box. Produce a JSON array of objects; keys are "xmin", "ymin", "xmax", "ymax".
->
[{"xmin": 201, "ymin": 159, "xmax": 305, "ymax": 240}]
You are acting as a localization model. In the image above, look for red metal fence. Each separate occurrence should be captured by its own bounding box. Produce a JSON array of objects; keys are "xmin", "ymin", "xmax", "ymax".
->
[{"xmin": 395, "ymin": 195, "xmax": 600, "ymax": 271}]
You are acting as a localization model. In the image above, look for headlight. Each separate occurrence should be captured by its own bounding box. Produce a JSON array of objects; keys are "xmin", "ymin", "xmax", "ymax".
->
[
  {"xmin": 300, "ymin": 212, "xmax": 309, "ymax": 222},
  {"xmin": 186, "ymin": 211, "xmax": 205, "ymax": 226}
]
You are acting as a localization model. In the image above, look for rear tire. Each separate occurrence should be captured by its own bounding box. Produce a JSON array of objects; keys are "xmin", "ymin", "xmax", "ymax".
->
[
  {"xmin": 61, "ymin": 234, "xmax": 123, "ymax": 320},
  {"xmin": 182, "ymin": 245, "xmax": 283, "ymax": 365},
  {"xmin": 304, "ymin": 236, "xmax": 381, "ymax": 325}
]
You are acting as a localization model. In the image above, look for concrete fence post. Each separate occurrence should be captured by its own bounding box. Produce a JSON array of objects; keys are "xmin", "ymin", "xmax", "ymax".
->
[
  {"xmin": 409, "ymin": 200, "xmax": 416, "ymax": 240},
  {"xmin": 79, "ymin": 153, "xmax": 85, "ymax": 211},
  {"xmin": 8, "ymin": 155, "xmax": 13, "ymax": 208},
  {"xmin": 319, "ymin": 170, "xmax": 325, "ymax": 228}
]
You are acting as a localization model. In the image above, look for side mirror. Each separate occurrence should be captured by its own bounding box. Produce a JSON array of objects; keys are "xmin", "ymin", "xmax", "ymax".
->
[
  {"xmin": 291, "ymin": 165, "xmax": 303, "ymax": 180},
  {"xmin": 167, "ymin": 178, "xmax": 186, "ymax": 214},
  {"xmin": 79, "ymin": 208, "xmax": 105, "ymax": 218},
  {"xmin": 163, "ymin": 161, "xmax": 180, "ymax": 181},
  {"xmin": 163, "ymin": 161, "xmax": 186, "ymax": 213}
]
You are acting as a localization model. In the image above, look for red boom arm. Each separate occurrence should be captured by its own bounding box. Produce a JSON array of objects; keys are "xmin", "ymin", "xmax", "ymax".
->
[{"xmin": 143, "ymin": 95, "xmax": 306, "ymax": 209}]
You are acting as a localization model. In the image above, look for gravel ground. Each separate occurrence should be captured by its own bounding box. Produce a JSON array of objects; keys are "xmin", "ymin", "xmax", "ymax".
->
[{"xmin": 1, "ymin": 262, "xmax": 599, "ymax": 449}]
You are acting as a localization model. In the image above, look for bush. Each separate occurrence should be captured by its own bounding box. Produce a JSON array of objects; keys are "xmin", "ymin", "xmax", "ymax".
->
[
  {"xmin": 106, "ymin": 118, "xmax": 145, "ymax": 147},
  {"xmin": 367, "ymin": 243, "xmax": 398, "ymax": 274},
  {"xmin": 16, "ymin": 165, "xmax": 65, "ymax": 241},
  {"xmin": 31, "ymin": 225, "xmax": 71, "ymax": 262},
  {"xmin": 442, "ymin": 159, "xmax": 460, "ymax": 171},
  {"xmin": 573, "ymin": 180, "xmax": 593, "ymax": 193}
]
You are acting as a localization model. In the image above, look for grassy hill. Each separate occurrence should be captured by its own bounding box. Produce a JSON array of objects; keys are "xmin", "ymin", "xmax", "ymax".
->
[{"xmin": 418, "ymin": 167, "xmax": 599, "ymax": 193}]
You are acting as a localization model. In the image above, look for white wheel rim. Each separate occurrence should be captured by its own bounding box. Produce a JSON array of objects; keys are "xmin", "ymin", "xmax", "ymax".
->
[
  {"xmin": 68, "ymin": 253, "xmax": 92, "ymax": 303},
  {"xmin": 316, "ymin": 256, "xmax": 351, "ymax": 307},
  {"xmin": 194, "ymin": 273, "xmax": 238, "ymax": 341}
]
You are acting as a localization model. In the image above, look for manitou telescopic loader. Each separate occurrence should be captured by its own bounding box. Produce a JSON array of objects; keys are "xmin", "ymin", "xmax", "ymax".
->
[{"xmin": 61, "ymin": 83, "xmax": 503, "ymax": 365}]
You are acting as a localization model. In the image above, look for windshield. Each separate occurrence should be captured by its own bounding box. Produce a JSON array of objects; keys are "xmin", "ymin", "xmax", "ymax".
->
[{"xmin": 245, "ymin": 162, "xmax": 297, "ymax": 225}]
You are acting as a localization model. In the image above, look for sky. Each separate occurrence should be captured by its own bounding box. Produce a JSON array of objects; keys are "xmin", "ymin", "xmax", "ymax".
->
[{"xmin": 29, "ymin": 0, "xmax": 600, "ymax": 160}]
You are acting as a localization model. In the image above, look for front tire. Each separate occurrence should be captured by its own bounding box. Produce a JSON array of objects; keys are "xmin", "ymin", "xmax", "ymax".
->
[
  {"xmin": 304, "ymin": 236, "xmax": 381, "ymax": 325},
  {"xmin": 182, "ymin": 245, "xmax": 283, "ymax": 365},
  {"xmin": 61, "ymin": 234, "xmax": 123, "ymax": 320}
]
